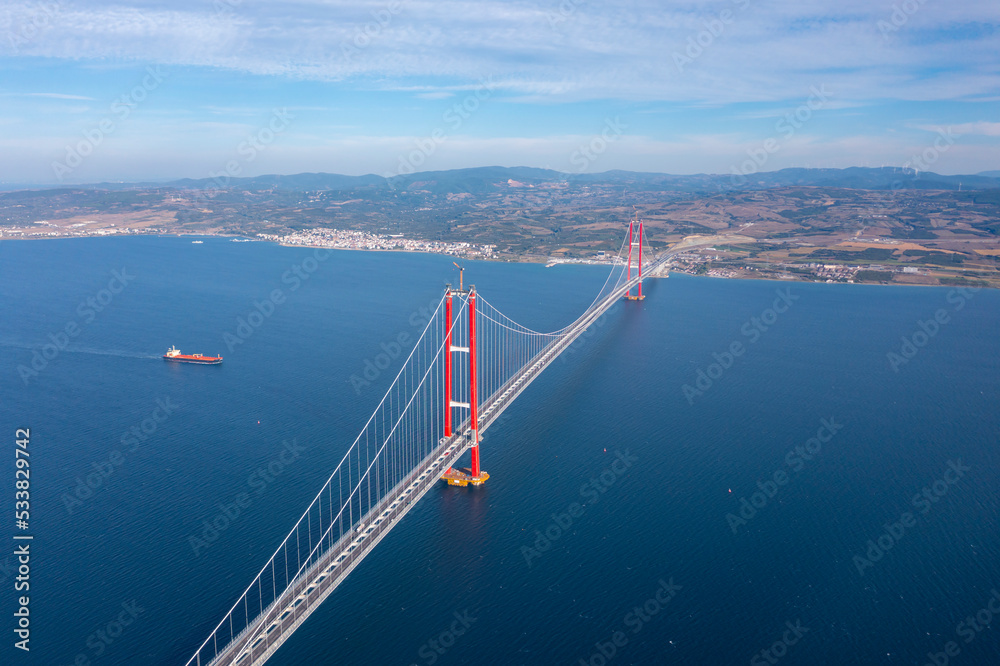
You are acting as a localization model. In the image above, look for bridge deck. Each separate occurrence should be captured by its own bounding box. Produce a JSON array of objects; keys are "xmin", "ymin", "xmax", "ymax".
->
[{"xmin": 204, "ymin": 429, "xmax": 476, "ymax": 666}]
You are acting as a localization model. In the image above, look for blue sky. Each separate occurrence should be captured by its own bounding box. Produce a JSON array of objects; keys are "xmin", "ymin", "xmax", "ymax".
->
[{"xmin": 1, "ymin": 0, "xmax": 998, "ymax": 184}]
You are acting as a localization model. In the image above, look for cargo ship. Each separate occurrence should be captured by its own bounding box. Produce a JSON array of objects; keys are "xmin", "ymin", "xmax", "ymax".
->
[{"xmin": 163, "ymin": 346, "xmax": 222, "ymax": 364}]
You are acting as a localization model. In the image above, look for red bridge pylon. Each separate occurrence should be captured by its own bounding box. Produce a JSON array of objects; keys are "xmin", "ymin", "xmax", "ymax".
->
[
  {"xmin": 442, "ymin": 274, "xmax": 489, "ymax": 487},
  {"xmin": 625, "ymin": 212, "xmax": 646, "ymax": 301}
]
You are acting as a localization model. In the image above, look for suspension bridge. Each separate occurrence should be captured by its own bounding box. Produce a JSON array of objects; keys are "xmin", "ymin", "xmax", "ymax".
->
[{"xmin": 186, "ymin": 216, "xmax": 663, "ymax": 666}]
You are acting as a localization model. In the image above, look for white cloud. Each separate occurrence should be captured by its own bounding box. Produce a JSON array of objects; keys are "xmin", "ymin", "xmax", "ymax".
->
[
  {"xmin": 21, "ymin": 92, "xmax": 97, "ymax": 100},
  {"xmin": 932, "ymin": 121, "xmax": 1000, "ymax": 137},
  {"xmin": 1, "ymin": 1, "xmax": 997, "ymax": 105},
  {"xmin": 2, "ymin": 0, "xmax": 998, "ymax": 181}
]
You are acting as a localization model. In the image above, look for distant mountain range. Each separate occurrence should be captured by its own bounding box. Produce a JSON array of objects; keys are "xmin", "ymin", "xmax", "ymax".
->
[{"xmin": 8, "ymin": 166, "xmax": 1000, "ymax": 194}]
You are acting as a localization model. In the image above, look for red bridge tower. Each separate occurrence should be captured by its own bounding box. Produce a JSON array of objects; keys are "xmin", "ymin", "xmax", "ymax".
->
[
  {"xmin": 442, "ymin": 273, "xmax": 489, "ymax": 487},
  {"xmin": 625, "ymin": 212, "xmax": 646, "ymax": 301}
]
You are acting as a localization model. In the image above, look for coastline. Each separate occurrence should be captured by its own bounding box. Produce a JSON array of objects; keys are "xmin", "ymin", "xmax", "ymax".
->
[{"xmin": 2, "ymin": 231, "xmax": 995, "ymax": 289}]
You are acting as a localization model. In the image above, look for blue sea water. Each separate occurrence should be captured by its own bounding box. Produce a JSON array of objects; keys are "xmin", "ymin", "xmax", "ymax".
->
[{"xmin": 1, "ymin": 235, "xmax": 998, "ymax": 666}]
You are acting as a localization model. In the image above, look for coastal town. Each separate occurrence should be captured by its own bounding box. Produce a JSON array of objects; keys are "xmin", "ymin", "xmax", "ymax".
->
[
  {"xmin": 256, "ymin": 227, "xmax": 498, "ymax": 259},
  {"xmin": 0, "ymin": 220, "xmax": 498, "ymax": 261}
]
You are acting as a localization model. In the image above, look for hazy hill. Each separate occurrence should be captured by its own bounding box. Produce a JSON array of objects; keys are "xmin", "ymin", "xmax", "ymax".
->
[{"xmin": 47, "ymin": 166, "xmax": 1000, "ymax": 195}]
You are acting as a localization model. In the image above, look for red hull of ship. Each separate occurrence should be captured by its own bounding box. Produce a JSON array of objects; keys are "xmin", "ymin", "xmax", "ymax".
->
[{"xmin": 163, "ymin": 354, "xmax": 222, "ymax": 364}]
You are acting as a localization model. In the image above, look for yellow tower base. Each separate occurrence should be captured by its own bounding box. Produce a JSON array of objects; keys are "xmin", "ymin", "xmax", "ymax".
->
[{"xmin": 441, "ymin": 468, "xmax": 490, "ymax": 486}]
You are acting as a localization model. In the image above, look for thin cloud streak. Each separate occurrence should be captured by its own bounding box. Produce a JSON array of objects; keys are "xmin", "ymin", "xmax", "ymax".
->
[{"xmin": 1, "ymin": 1, "xmax": 997, "ymax": 104}]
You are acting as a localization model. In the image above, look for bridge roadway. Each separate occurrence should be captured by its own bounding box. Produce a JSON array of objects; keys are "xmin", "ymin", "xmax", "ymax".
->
[{"xmin": 201, "ymin": 253, "xmax": 671, "ymax": 666}]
